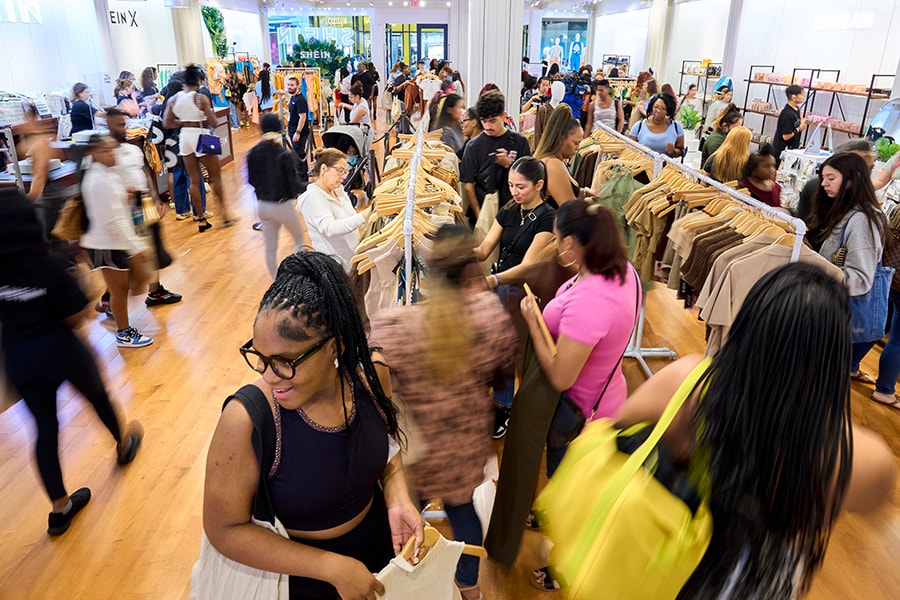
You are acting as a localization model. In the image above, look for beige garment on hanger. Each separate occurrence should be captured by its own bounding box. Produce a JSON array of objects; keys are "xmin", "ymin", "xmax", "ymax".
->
[
  {"xmin": 474, "ymin": 192, "xmax": 500, "ymax": 275},
  {"xmin": 376, "ymin": 535, "xmax": 464, "ymax": 600}
]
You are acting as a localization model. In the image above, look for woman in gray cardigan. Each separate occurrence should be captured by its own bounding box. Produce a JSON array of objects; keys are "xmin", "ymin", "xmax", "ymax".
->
[{"xmin": 810, "ymin": 152, "xmax": 887, "ymax": 381}]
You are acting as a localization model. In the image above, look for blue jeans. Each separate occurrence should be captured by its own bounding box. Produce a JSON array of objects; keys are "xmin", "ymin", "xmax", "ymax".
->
[
  {"xmin": 228, "ymin": 103, "xmax": 240, "ymax": 128},
  {"xmin": 172, "ymin": 167, "xmax": 206, "ymax": 216},
  {"xmin": 876, "ymin": 290, "xmax": 900, "ymax": 395},
  {"xmin": 444, "ymin": 502, "xmax": 483, "ymax": 587}
]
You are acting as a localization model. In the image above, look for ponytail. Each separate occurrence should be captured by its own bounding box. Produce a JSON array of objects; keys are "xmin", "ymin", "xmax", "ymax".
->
[{"xmin": 555, "ymin": 200, "xmax": 628, "ymax": 282}]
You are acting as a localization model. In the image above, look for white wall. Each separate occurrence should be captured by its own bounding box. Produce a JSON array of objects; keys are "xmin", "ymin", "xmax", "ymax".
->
[
  {"xmin": 731, "ymin": 0, "xmax": 900, "ymax": 139},
  {"xmin": 591, "ymin": 8, "xmax": 650, "ymax": 73},
  {"xmin": 200, "ymin": 7, "xmax": 265, "ymax": 60},
  {"xmin": 0, "ymin": 0, "xmax": 108, "ymax": 97},
  {"xmin": 663, "ymin": 0, "xmax": 731, "ymax": 88},
  {"xmin": 107, "ymin": 0, "xmax": 179, "ymax": 75}
]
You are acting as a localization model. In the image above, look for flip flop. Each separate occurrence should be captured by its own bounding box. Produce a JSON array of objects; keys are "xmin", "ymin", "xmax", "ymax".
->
[
  {"xmin": 530, "ymin": 566, "xmax": 561, "ymax": 592},
  {"xmin": 871, "ymin": 393, "xmax": 900, "ymax": 410},
  {"xmin": 851, "ymin": 371, "xmax": 876, "ymax": 385}
]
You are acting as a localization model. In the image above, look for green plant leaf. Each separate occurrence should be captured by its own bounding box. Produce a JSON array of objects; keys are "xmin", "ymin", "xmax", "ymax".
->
[{"xmin": 201, "ymin": 6, "xmax": 228, "ymax": 59}]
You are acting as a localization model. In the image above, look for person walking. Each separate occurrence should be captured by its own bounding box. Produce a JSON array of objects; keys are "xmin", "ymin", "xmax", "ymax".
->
[
  {"xmin": 0, "ymin": 189, "xmax": 143, "ymax": 536},
  {"xmin": 163, "ymin": 64, "xmax": 237, "ymax": 232},
  {"xmin": 285, "ymin": 75, "xmax": 312, "ymax": 181},
  {"xmin": 247, "ymin": 114, "xmax": 311, "ymax": 279},
  {"xmin": 371, "ymin": 225, "xmax": 516, "ymax": 600}
]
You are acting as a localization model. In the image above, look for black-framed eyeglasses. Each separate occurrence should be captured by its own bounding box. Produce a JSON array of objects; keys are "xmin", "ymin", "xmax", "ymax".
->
[{"xmin": 239, "ymin": 336, "xmax": 333, "ymax": 379}]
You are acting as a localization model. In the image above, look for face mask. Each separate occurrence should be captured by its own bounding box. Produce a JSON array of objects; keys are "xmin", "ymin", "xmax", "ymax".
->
[{"xmin": 348, "ymin": 155, "xmax": 359, "ymax": 166}]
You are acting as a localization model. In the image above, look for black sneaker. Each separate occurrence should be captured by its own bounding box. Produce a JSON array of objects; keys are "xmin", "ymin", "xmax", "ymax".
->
[
  {"xmin": 47, "ymin": 487, "xmax": 91, "ymax": 536},
  {"xmin": 492, "ymin": 406, "xmax": 512, "ymax": 440},
  {"xmin": 145, "ymin": 286, "xmax": 183, "ymax": 306}
]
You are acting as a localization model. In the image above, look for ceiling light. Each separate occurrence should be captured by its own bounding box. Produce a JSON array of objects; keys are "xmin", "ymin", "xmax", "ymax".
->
[
  {"xmin": 446, "ymin": 0, "xmax": 451, "ymax": 5},
  {"xmin": 420, "ymin": 0, "xmax": 426, "ymax": 5},
  {"xmin": 403, "ymin": 1, "xmax": 408, "ymax": 5}
]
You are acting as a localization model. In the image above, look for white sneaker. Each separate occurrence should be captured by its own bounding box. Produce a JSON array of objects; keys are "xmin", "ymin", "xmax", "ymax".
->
[
  {"xmin": 175, "ymin": 212, "xmax": 191, "ymax": 220},
  {"xmin": 116, "ymin": 327, "xmax": 153, "ymax": 348}
]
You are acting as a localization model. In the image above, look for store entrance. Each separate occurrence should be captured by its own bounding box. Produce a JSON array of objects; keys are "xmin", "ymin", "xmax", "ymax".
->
[{"xmin": 385, "ymin": 24, "xmax": 448, "ymax": 73}]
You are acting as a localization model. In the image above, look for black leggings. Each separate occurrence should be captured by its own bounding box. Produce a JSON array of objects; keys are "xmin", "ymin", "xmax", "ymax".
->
[
  {"xmin": 4, "ymin": 329, "xmax": 122, "ymax": 501},
  {"xmin": 288, "ymin": 488, "xmax": 394, "ymax": 599}
]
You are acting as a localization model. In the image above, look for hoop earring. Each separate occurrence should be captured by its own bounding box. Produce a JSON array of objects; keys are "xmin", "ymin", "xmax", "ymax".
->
[{"xmin": 557, "ymin": 248, "xmax": 577, "ymax": 269}]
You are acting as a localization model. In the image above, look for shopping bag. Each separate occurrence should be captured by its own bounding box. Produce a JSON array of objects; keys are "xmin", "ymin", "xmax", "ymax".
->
[
  {"xmin": 51, "ymin": 195, "xmax": 87, "ymax": 241},
  {"xmin": 190, "ymin": 518, "xmax": 290, "ymax": 600},
  {"xmin": 473, "ymin": 455, "xmax": 499, "ymax": 540},
  {"xmin": 534, "ymin": 359, "xmax": 713, "ymax": 599}
]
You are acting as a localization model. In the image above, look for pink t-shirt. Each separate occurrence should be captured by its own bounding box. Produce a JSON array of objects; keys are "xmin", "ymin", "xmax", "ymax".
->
[{"xmin": 542, "ymin": 268, "xmax": 640, "ymax": 421}]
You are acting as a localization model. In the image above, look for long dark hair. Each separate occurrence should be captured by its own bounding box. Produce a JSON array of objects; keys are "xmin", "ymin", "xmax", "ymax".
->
[
  {"xmin": 505, "ymin": 156, "xmax": 547, "ymax": 208},
  {"xmin": 810, "ymin": 152, "xmax": 886, "ymax": 245},
  {"xmin": 0, "ymin": 189, "xmax": 47, "ymax": 277},
  {"xmin": 434, "ymin": 93, "xmax": 463, "ymax": 132},
  {"xmin": 555, "ymin": 200, "xmax": 627, "ymax": 282},
  {"xmin": 678, "ymin": 262, "xmax": 853, "ymax": 598},
  {"xmin": 258, "ymin": 69, "xmax": 272, "ymax": 102},
  {"xmin": 257, "ymin": 252, "xmax": 401, "ymax": 440}
]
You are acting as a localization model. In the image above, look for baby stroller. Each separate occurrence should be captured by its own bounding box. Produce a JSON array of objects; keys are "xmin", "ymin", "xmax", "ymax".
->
[{"xmin": 321, "ymin": 125, "xmax": 377, "ymax": 206}]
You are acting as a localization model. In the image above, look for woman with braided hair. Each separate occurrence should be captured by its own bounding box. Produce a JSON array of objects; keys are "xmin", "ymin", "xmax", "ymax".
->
[{"xmin": 202, "ymin": 252, "xmax": 423, "ymax": 600}]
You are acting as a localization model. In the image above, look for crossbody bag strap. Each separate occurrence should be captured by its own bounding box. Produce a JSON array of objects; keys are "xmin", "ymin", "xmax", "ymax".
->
[
  {"xmin": 497, "ymin": 202, "xmax": 550, "ymax": 270},
  {"xmin": 225, "ymin": 384, "xmax": 278, "ymax": 525},
  {"xmin": 565, "ymin": 355, "xmax": 714, "ymax": 577},
  {"xmin": 586, "ymin": 264, "xmax": 642, "ymax": 420}
]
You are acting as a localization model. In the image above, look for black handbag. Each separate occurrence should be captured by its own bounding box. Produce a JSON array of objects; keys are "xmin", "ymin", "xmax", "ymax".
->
[
  {"xmin": 491, "ymin": 203, "xmax": 551, "ymax": 274},
  {"xmin": 547, "ymin": 266, "xmax": 642, "ymax": 450}
]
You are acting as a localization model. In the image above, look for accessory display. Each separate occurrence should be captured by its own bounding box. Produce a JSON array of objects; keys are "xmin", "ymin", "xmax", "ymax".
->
[
  {"xmin": 533, "ymin": 359, "xmax": 713, "ymax": 599},
  {"xmin": 547, "ymin": 265, "xmax": 642, "ymax": 449},
  {"xmin": 190, "ymin": 385, "xmax": 289, "ymax": 599}
]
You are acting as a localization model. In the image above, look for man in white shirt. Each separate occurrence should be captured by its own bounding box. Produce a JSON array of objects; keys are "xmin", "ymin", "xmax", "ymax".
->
[{"xmin": 100, "ymin": 109, "xmax": 182, "ymax": 312}]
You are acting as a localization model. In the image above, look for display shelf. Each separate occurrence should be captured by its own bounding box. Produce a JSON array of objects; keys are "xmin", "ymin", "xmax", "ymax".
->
[
  {"xmin": 678, "ymin": 60, "xmax": 723, "ymax": 121},
  {"xmin": 742, "ymin": 65, "xmax": 894, "ymax": 140},
  {"xmin": 744, "ymin": 108, "xmax": 781, "ymax": 118},
  {"xmin": 744, "ymin": 78, "xmax": 889, "ymax": 99}
]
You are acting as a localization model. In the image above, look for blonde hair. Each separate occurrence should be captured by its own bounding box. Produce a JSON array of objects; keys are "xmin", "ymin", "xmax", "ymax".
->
[
  {"xmin": 312, "ymin": 148, "xmax": 347, "ymax": 176},
  {"xmin": 422, "ymin": 226, "xmax": 478, "ymax": 384},
  {"xmin": 535, "ymin": 104, "xmax": 580, "ymax": 159},
  {"xmin": 114, "ymin": 78, "xmax": 133, "ymax": 95},
  {"xmin": 708, "ymin": 126, "xmax": 752, "ymax": 183}
]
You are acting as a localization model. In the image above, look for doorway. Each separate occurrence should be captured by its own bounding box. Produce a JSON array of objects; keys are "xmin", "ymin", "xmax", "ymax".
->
[{"xmin": 385, "ymin": 24, "xmax": 448, "ymax": 74}]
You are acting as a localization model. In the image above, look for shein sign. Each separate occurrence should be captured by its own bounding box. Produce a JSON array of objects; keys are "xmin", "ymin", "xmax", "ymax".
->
[{"xmin": 0, "ymin": 0, "xmax": 43, "ymax": 24}]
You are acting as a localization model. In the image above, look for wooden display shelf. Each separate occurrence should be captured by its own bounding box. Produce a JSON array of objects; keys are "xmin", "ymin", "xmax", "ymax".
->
[
  {"xmin": 744, "ymin": 78, "xmax": 890, "ymax": 99},
  {"xmin": 744, "ymin": 108, "xmax": 780, "ymax": 118}
]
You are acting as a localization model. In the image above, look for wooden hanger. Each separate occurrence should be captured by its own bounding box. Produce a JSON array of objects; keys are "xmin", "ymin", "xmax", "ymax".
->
[{"xmin": 399, "ymin": 526, "xmax": 487, "ymax": 565}]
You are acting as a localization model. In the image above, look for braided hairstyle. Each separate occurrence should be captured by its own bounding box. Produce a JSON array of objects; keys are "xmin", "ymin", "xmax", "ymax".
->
[{"xmin": 258, "ymin": 251, "xmax": 401, "ymax": 440}]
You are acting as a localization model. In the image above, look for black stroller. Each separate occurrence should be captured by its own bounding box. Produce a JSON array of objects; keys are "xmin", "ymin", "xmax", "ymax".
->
[{"xmin": 320, "ymin": 125, "xmax": 378, "ymax": 205}]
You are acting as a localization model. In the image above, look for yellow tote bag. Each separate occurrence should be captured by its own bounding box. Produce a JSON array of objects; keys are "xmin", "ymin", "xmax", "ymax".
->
[{"xmin": 534, "ymin": 359, "xmax": 713, "ymax": 600}]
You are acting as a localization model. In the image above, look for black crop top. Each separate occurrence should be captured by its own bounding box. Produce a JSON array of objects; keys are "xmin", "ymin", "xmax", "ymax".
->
[
  {"xmin": 268, "ymin": 379, "xmax": 388, "ymax": 531},
  {"xmin": 547, "ymin": 177, "xmax": 581, "ymax": 210}
]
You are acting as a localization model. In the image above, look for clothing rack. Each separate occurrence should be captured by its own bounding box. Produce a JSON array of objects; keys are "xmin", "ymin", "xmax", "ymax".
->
[
  {"xmin": 403, "ymin": 108, "xmax": 430, "ymax": 304},
  {"xmin": 593, "ymin": 122, "xmax": 807, "ymax": 376},
  {"xmin": 274, "ymin": 67, "xmax": 327, "ymax": 129}
]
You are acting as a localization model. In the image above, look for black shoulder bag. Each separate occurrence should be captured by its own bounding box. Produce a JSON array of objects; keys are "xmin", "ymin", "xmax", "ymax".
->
[
  {"xmin": 491, "ymin": 203, "xmax": 551, "ymax": 275},
  {"xmin": 547, "ymin": 265, "xmax": 642, "ymax": 450}
]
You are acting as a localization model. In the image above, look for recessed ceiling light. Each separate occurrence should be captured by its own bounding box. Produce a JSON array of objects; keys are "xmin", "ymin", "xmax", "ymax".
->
[{"xmin": 446, "ymin": 0, "xmax": 451, "ymax": 5}]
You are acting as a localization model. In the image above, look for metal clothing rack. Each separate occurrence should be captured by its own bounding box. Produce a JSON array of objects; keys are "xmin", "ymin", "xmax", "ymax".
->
[
  {"xmin": 403, "ymin": 108, "xmax": 430, "ymax": 305},
  {"xmin": 594, "ymin": 122, "xmax": 807, "ymax": 376}
]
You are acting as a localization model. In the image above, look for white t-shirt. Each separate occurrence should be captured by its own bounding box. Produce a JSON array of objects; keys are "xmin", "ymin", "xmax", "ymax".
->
[{"xmin": 113, "ymin": 143, "xmax": 148, "ymax": 191}]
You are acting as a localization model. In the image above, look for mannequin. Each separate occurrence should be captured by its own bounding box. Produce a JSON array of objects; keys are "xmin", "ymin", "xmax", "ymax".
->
[
  {"xmin": 569, "ymin": 33, "xmax": 583, "ymax": 71},
  {"xmin": 549, "ymin": 38, "xmax": 563, "ymax": 67},
  {"xmin": 549, "ymin": 81, "xmax": 565, "ymax": 108}
]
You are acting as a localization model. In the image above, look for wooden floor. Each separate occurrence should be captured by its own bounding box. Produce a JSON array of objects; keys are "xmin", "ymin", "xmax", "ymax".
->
[{"xmin": 1, "ymin": 122, "xmax": 899, "ymax": 599}]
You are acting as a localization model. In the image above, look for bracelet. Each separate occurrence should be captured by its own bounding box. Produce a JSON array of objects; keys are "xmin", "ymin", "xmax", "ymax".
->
[{"xmin": 492, "ymin": 274, "xmax": 501, "ymax": 288}]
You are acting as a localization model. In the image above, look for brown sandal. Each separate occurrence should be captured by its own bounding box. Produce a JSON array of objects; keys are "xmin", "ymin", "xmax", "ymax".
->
[
  {"xmin": 871, "ymin": 392, "xmax": 900, "ymax": 409},
  {"xmin": 530, "ymin": 566, "xmax": 561, "ymax": 592},
  {"xmin": 851, "ymin": 371, "xmax": 876, "ymax": 385}
]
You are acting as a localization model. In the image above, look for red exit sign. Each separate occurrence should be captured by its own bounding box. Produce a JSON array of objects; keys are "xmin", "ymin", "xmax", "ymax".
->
[{"xmin": 411, "ymin": 0, "xmax": 419, "ymax": 6}]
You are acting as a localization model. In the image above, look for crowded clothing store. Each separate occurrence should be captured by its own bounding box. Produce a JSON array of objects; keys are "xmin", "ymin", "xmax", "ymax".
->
[{"xmin": 2, "ymin": 0, "xmax": 900, "ymax": 598}]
